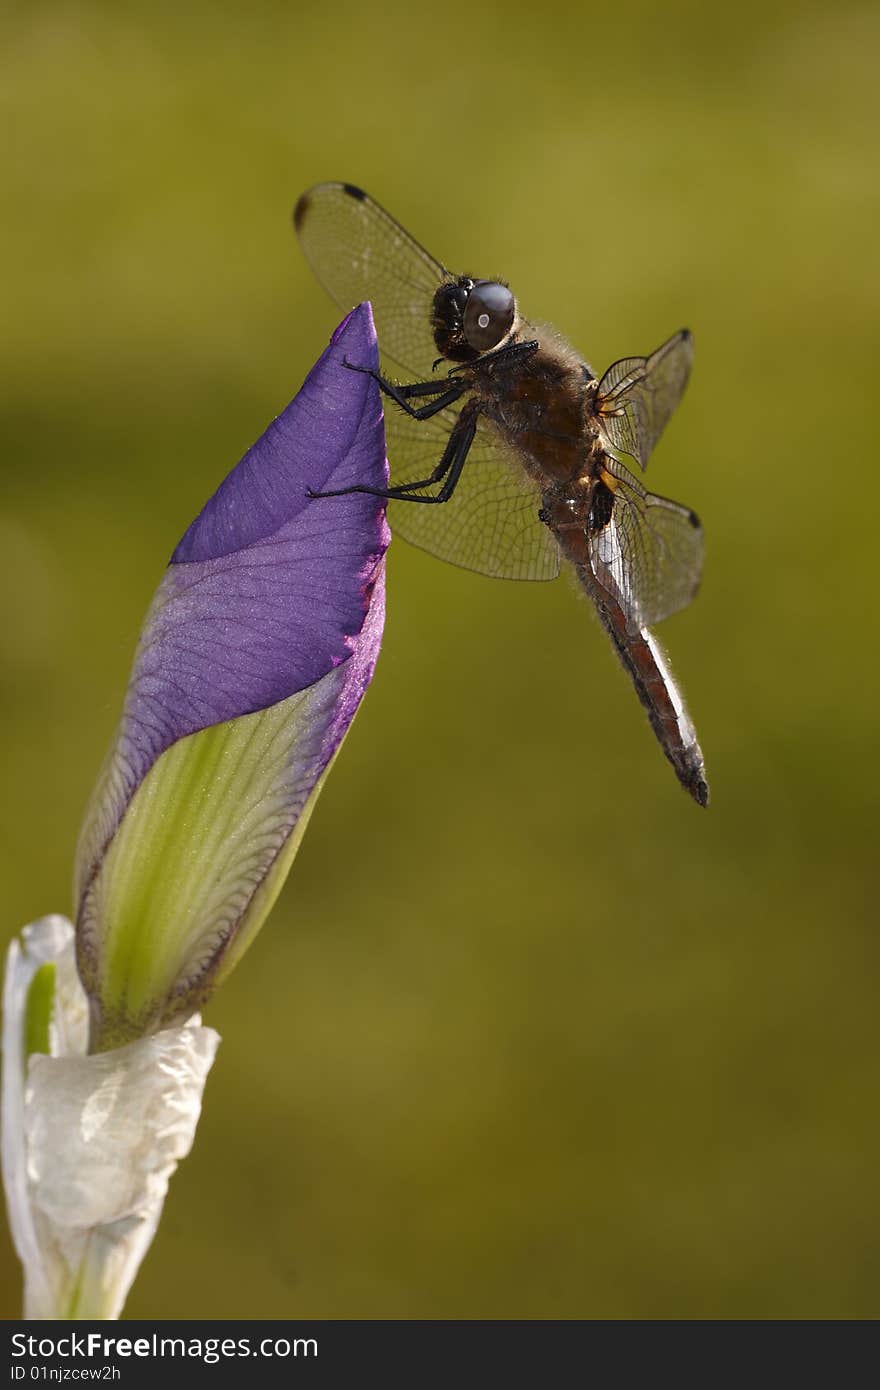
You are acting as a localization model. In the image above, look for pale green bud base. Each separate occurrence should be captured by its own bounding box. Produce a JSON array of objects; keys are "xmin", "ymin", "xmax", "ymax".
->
[{"xmin": 78, "ymin": 673, "xmax": 347, "ymax": 1052}]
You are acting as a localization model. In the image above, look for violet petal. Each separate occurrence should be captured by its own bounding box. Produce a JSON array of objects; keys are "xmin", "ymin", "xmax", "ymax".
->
[{"xmin": 75, "ymin": 303, "xmax": 388, "ymax": 912}]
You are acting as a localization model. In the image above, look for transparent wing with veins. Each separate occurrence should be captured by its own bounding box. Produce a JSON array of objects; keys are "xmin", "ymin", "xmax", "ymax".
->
[
  {"xmin": 384, "ymin": 402, "xmax": 561, "ymax": 581},
  {"xmin": 588, "ymin": 451, "xmax": 703, "ymax": 630},
  {"xmin": 596, "ymin": 329, "xmax": 694, "ymax": 471},
  {"xmin": 295, "ymin": 181, "xmax": 449, "ymax": 380}
]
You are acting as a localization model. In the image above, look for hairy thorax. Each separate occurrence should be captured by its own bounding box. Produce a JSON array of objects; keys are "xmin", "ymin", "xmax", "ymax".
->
[{"xmin": 468, "ymin": 323, "xmax": 600, "ymax": 488}]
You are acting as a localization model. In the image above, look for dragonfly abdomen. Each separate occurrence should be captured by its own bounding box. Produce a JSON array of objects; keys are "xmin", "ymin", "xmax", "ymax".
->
[{"xmin": 575, "ymin": 564, "xmax": 709, "ymax": 806}]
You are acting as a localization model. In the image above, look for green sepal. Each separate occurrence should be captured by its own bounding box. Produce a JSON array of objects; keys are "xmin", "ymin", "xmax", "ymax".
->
[
  {"xmin": 24, "ymin": 963, "xmax": 55, "ymax": 1057},
  {"xmin": 79, "ymin": 662, "xmax": 355, "ymax": 1051}
]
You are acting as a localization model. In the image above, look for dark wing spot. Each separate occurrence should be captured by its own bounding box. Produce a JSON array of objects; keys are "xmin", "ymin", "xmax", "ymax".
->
[
  {"xmin": 292, "ymin": 192, "xmax": 311, "ymax": 231},
  {"xmin": 589, "ymin": 480, "xmax": 615, "ymax": 532},
  {"xmin": 688, "ymin": 509, "xmax": 700, "ymax": 529},
  {"xmin": 342, "ymin": 183, "xmax": 367, "ymax": 201}
]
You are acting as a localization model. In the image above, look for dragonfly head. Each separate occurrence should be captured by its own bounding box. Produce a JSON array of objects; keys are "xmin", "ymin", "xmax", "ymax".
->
[{"xmin": 432, "ymin": 276, "xmax": 516, "ymax": 362}]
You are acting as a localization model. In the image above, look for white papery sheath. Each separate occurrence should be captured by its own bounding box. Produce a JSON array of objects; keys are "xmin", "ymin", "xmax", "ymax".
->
[{"xmin": 1, "ymin": 917, "xmax": 219, "ymax": 1319}]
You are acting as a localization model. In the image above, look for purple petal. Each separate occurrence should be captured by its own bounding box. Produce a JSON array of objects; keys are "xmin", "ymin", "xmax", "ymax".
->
[
  {"xmin": 173, "ymin": 310, "xmax": 383, "ymax": 564},
  {"xmin": 75, "ymin": 304, "xmax": 389, "ymax": 915}
]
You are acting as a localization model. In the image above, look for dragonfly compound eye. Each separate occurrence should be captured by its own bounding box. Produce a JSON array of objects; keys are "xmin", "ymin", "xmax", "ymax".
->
[{"xmin": 463, "ymin": 281, "xmax": 515, "ymax": 351}]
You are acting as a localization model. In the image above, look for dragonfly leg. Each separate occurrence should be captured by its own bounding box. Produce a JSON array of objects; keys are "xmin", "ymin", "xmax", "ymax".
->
[
  {"xmin": 447, "ymin": 338, "xmax": 539, "ymax": 376},
  {"xmin": 343, "ymin": 360, "xmax": 465, "ymax": 420},
  {"xmin": 391, "ymin": 410, "xmax": 478, "ymax": 503},
  {"xmin": 307, "ymin": 409, "xmax": 478, "ymax": 504}
]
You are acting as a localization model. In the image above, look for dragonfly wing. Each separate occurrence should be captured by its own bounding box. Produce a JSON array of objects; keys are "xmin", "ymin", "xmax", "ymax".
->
[
  {"xmin": 596, "ymin": 329, "xmax": 693, "ymax": 471},
  {"xmin": 295, "ymin": 182, "xmax": 449, "ymax": 380},
  {"xmin": 384, "ymin": 402, "xmax": 561, "ymax": 582},
  {"xmin": 588, "ymin": 456, "xmax": 703, "ymax": 629}
]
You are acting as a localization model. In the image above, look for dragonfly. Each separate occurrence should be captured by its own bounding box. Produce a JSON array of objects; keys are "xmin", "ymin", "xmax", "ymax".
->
[{"xmin": 294, "ymin": 182, "xmax": 708, "ymax": 806}]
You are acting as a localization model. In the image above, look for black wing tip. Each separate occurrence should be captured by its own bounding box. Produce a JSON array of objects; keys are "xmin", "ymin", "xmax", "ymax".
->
[
  {"xmin": 293, "ymin": 181, "xmax": 368, "ymax": 231},
  {"xmin": 292, "ymin": 190, "xmax": 311, "ymax": 232},
  {"xmin": 687, "ymin": 508, "xmax": 701, "ymax": 530}
]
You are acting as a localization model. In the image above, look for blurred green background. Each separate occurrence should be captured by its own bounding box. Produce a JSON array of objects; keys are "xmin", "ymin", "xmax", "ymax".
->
[{"xmin": 2, "ymin": 0, "xmax": 878, "ymax": 1319}]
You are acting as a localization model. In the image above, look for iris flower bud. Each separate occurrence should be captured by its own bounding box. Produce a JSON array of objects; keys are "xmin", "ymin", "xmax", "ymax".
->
[
  {"xmin": 2, "ymin": 304, "xmax": 388, "ymax": 1317},
  {"xmin": 73, "ymin": 303, "xmax": 388, "ymax": 1051}
]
